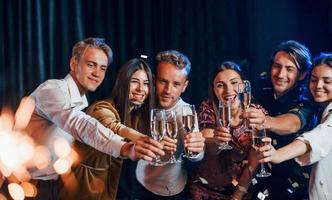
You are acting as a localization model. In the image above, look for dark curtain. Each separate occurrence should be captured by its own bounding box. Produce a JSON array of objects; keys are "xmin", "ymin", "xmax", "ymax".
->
[{"xmin": 1, "ymin": 0, "xmax": 332, "ymax": 109}]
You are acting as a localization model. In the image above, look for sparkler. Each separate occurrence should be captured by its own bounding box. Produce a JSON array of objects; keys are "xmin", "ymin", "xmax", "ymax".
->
[{"xmin": 0, "ymin": 97, "xmax": 79, "ymax": 199}]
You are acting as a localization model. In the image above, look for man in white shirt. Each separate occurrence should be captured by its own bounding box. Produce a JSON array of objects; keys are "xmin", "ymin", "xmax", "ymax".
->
[
  {"xmin": 135, "ymin": 50, "xmax": 205, "ymax": 200},
  {"xmin": 3, "ymin": 38, "xmax": 164, "ymax": 200}
]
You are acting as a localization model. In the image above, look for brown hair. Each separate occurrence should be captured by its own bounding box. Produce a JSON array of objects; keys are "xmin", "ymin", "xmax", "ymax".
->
[
  {"xmin": 208, "ymin": 61, "xmax": 245, "ymax": 114},
  {"xmin": 111, "ymin": 58, "xmax": 154, "ymax": 130}
]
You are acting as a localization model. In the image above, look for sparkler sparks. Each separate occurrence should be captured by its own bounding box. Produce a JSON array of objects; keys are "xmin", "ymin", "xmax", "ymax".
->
[
  {"xmin": 8, "ymin": 183, "xmax": 24, "ymax": 200},
  {"xmin": 0, "ymin": 97, "xmax": 79, "ymax": 199}
]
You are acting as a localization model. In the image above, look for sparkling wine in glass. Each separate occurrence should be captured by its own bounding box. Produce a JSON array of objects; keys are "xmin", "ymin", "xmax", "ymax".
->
[
  {"xmin": 183, "ymin": 114, "xmax": 195, "ymax": 133},
  {"xmin": 165, "ymin": 110, "xmax": 180, "ymax": 163},
  {"xmin": 182, "ymin": 104, "xmax": 197, "ymax": 158},
  {"xmin": 252, "ymin": 125, "xmax": 271, "ymax": 177},
  {"xmin": 216, "ymin": 100, "xmax": 233, "ymax": 150},
  {"xmin": 238, "ymin": 80, "xmax": 251, "ymax": 131},
  {"xmin": 150, "ymin": 109, "xmax": 166, "ymax": 166}
]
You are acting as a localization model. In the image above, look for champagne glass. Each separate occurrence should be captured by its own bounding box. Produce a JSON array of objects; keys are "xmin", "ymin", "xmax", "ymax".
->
[
  {"xmin": 150, "ymin": 109, "xmax": 166, "ymax": 166},
  {"xmin": 252, "ymin": 125, "xmax": 271, "ymax": 177},
  {"xmin": 182, "ymin": 104, "xmax": 197, "ymax": 158},
  {"xmin": 238, "ymin": 80, "xmax": 251, "ymax": 131},
  {"xmin": 216, "ymin": 100, "xmax": 233, "ymax": 150},
  {"xmin": 165, "ymin": 110, "xmax": 180, "ymax": 163}
]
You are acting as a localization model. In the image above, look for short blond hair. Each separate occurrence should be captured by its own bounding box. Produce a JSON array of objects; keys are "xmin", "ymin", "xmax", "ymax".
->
[
  {"xmin": 72, "ymin": 37, "xmax": 113, "ymax": 66},
  {"xmin": 156, "ymin": 50, "xmax": 191, "ymax": 77}
]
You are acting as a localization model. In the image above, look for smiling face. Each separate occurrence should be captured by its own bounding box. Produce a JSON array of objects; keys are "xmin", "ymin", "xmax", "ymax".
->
[
  {"xmin": 129, "ymin": 69, "xmax": 149, "ymax": 106},
  {"xmin": 70, "ymin": 47, "xmax": 108, "ymax": 95},
  {"xmin": 271, "ymin": 51, "xmax": 304, "ymax": 98},
  {"xmin": 309, "ymin": 64, "xmax": 332, "ymax": 107},
  {"xmin": 155, "ymin": 61, "xmax": 188, "ymax": 109},
  {"xmin": 213, "ymin": 69, "xmax": 242, "ymax": 108}
]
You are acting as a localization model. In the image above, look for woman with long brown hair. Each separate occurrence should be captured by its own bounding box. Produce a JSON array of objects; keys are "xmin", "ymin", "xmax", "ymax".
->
[
  {"xmin": 189, "ymin": 61, "xmax": 267, "ymax": 200},
  {"xmin": 59, "ymin": 58, "xmax": 160, "ymax": 200}
]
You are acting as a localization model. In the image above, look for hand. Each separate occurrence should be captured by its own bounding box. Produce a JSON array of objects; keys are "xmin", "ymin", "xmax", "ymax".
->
[
  {"xmin": 184, "ymin": 131, "xmax": 205, "ymax": 153},
  {"xmin": 122, "ymin": 136, "xmax": 165, "ymax": 161},
  {"xmin": 214, "ymin": 126, "xmax": 232, "ymax": 143},
  {"xmin": 257, "ymin": 137, "xmax": 279, "ymax": 164},
  {"xmin": 242, "ymin": 107, "xmax": 266, "ymax": 128},
  {"xmin": 161, "ymin": 136, "xmax": 177, "ymax": 154}
]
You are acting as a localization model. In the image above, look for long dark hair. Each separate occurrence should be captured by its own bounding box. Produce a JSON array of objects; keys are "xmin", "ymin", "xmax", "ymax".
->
[
  {"xmin": 310, "ymin": 53, "xmax": 332, "ymax": 74},
  {"xmin": 309, "ymin": 53, "xmax": 332, "ymax": 110},
  {"xmin": 111, "ymin": 58, "xmax": 154, "ymax": 130},
  {"xmin": 270, "ymin": 40, "xmax": 312, "ymax": 89},
  {"xmin": 208, "ymin": 61, "xmax": 246, "ymax": 171},
  {"xmin": 208, "ymin": 61, "xmax": 246, "ymax": 114}
]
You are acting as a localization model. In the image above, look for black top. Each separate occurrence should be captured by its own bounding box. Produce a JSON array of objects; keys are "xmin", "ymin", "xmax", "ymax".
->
[{"xmin": 252, "ymin": 78, "xmax": 317, "ymax": 200}]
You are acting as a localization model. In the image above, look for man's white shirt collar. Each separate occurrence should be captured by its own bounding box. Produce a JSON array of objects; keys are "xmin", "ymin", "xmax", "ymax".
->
[
  {"xmin": 65, "ymin": 74, "xmax": 88, "ymax": 110},
  {"xmin": 164, "ymin": 98, "xmax": 184, "ymax": 112},
  {"xmin": 321, "ymin": 102, "xmax": 332, "ymax": 123}
]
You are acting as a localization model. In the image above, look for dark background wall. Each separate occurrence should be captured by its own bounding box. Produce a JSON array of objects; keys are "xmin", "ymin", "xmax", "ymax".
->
[{"xmin": 1, "ymin": 0, "xmax": 332, "ymax": 109}]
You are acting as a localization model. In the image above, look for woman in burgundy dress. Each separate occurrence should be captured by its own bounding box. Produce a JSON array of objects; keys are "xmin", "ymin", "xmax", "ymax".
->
[{"xmin": 189, "ymin": 61, "xmax": 267, "ymax": 200}]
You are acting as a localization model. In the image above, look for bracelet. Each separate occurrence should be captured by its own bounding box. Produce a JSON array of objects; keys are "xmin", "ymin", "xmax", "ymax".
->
[{"xmin": 236, "ymin": 184, "xmax": 248, "ymax": 194}]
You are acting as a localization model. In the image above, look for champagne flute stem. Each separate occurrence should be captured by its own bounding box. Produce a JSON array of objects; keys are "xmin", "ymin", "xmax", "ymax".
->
[{"xmin": 260, "ymin": 163, "xmax": 266, "ymax": 173}]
